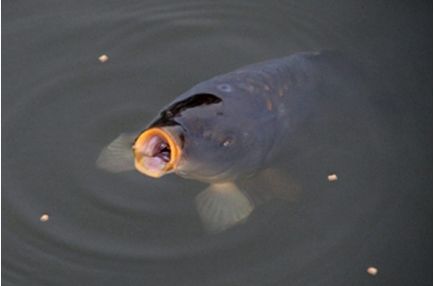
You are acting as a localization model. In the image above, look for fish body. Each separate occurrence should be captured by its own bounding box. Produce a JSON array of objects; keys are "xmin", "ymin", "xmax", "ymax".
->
[
  {"xmin": 98, "ymin": 51, "xmax": 363, "ymax": 232},
  {"xmin": 142, "ymin": 52, "xmax": 328, "ymax": 182}
]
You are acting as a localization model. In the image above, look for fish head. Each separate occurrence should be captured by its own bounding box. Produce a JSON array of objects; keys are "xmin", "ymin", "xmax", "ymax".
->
[
  {"xmin": 175, "ymin": 115, "xmax": 244, "ymax": 183},
  {"xmin": 133, "ymin": 93, "xmax": 254, "ymax": 182}
]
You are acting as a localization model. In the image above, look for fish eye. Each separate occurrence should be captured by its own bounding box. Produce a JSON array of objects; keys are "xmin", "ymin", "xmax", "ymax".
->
[{"xmin": 217, "ymin": 83, "xmax": 232, "ymax": 92}]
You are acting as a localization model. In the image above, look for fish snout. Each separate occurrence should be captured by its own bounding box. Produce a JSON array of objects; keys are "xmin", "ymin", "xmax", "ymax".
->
[{"xmin": 133, "ymin": 127, "xmax": 181, "ymax": 178}]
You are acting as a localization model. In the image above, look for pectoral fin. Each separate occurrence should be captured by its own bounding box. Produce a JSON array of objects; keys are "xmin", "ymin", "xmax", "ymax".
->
[
  {"xmin": 195, "ymin": 182, "xmax": 254, "ymax": 233},
  {"xmin": 239, "ymin": 168, "xmax": 301, "ymax": 206},
  {"xmin": 96, "ymin": 133, "xmax": 137, "ymax": 173}
]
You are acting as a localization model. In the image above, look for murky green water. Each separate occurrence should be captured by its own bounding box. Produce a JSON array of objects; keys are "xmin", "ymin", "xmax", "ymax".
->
[{"xmin": 3, "ymin": 1, "xmax": 431, "ymax": 285}]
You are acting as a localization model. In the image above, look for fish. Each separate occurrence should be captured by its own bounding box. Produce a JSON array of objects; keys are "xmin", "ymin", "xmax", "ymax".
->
[{"xmin": 97, "ymin": 51, "xmax": 362, "ymax": 232}]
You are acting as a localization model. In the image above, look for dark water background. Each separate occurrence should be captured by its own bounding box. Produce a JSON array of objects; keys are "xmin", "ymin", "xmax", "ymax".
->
[{"xmin": 3, "ymin": 1, "xmax": 432, "ymax": 285}]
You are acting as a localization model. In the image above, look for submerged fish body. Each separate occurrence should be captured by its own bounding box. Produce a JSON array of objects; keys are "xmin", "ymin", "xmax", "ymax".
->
[
  {"xmin": 141, "ymin": 52, "xmax": 331, "ymax": 182},
  {"xmin": 98, "ymin": 51, "xmax": 365, "ymax": 232}
]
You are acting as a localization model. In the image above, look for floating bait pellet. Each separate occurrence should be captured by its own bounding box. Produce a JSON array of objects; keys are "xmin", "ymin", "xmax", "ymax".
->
[
  {"xmin": 327, "ymin": 173, "xmax": 338, "ymax": 182},
  {"xmin": 40, "ymin": 214, "xmax": 49, "ymax": 222},
  {"xmin": 367, "ymin": 266, "xmax": 378, "ymax": 276},
  {"xmin": 98, "ymin": 54, "xmax": 109, "ymax": 63}
]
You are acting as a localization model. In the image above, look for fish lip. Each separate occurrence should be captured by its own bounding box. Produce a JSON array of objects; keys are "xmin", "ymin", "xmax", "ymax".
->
[{"xmin": 132, "ymin": 127, "xmax": 182, "ymax": 178}]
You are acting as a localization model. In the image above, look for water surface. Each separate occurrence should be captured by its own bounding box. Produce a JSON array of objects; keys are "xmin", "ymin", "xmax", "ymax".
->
[{"xmin": 3, "ymin": 1, "xmax": 431, "ymax": 285}]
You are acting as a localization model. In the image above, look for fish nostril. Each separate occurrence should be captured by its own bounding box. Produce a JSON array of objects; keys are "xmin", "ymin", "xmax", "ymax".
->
[{"xmin": 165, "ymin": 110, "xmax": 173, "ymax": 117}]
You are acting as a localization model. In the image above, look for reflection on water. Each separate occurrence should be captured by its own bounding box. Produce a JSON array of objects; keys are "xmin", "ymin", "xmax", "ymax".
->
[{"xmin": 3, "ymin": 0, "xmax": 430, "ymax": 285}]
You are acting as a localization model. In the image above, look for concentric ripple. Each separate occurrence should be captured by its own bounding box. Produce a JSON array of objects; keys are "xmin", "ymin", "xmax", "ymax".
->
[{"xmin": 3, "ymin": 0, "xmax": 426, "ymax": 285}]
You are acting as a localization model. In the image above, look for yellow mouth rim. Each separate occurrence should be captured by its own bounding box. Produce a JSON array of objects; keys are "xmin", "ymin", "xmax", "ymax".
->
[{"xmin": 132, "ymin": 127, "xmax": 182, "ymax": 177}]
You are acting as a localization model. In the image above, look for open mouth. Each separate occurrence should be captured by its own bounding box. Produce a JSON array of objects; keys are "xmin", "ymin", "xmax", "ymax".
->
[
  {"xmin": 133, "ymin": 127, "xmax": 181, "ymax": 178},
  {"xmin": 146, "ymin": 135, "xmax": 171, "ymax": 162}
]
